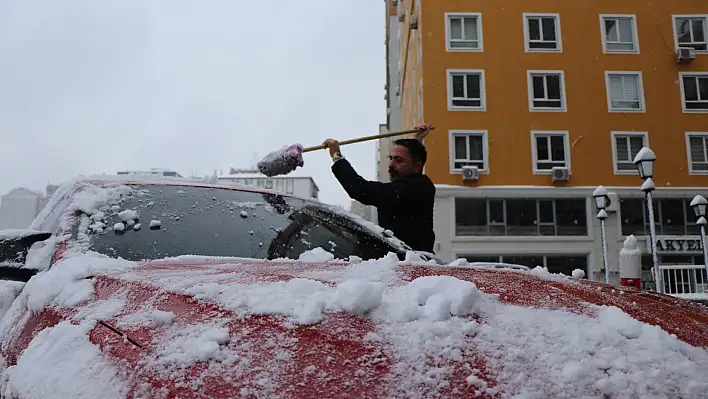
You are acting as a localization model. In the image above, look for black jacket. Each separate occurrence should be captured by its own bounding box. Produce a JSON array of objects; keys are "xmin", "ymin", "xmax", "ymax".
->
[{"xmin": 332, "ymin": 158, "xmax": 436, "ymax": 253}]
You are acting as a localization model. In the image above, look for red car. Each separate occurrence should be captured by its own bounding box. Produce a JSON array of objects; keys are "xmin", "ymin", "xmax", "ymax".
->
[{"xmin": 0, "ymin": 177, "xmax": 706, "ymax": 399}]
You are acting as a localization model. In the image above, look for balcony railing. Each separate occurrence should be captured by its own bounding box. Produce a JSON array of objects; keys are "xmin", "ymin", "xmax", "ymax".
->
[{"xmin": 659, "ymin": 265, "xmax": 708, "ymax": 301}]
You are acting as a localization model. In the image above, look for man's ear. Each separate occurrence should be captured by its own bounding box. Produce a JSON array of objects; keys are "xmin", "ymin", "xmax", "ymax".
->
[{"xmin": 414, "ymin": 162, "xmax": 424, "ymax": 173}]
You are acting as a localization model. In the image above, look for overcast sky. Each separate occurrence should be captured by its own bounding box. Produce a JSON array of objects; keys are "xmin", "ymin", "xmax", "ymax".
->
[{"xmin": 0, "ymin": 0, "xmax": 385, "ymax": 208}]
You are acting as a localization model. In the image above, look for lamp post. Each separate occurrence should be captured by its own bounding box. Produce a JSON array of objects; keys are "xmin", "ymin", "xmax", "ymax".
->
[
  {"xmin": 689, "ymin": 194, "xmax": 708, "ymax": 277},
  {"xmin": 593, "ymin": 186, "xmax": 611, "ymax": 284},
  {"xmin": 633, "ymin": 147, "xmax": 662, "ymax": 293}
]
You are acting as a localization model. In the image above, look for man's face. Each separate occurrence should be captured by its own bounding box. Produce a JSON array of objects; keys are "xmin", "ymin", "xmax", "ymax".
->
[{"xmin": 388, "ymin": 144, "xmax": 421, "ymax": 181}]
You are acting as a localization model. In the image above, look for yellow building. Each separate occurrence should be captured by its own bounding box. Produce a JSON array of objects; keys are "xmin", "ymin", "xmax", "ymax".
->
[{"xmin": 384, "ymin": 0, "xmax": 708, "ymax": 294}]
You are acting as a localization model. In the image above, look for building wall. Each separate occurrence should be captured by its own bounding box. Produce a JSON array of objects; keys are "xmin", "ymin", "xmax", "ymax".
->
[
  {"xmin": 217, "ymin": 176, "xmax": 319, "ymax": 200},
  {"xmin": 435, "ymin": 185, "xmax": 708, "ymax": 285},
  {"xmin": 0, "ymin": 189, "xmax": 44, "ymax": 229},
  {"xmin": 395, "ymin": 0, "xmax": 708, "ymax": 188}
]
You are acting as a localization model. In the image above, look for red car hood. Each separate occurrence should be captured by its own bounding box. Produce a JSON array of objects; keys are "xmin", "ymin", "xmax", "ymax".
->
[{"xmin": 2, "ymin": 255, "xmax": 708, "ymax": 399}]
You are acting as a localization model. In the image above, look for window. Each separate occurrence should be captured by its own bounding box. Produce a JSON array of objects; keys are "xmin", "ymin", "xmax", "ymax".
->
[
  {"xmin": 455, "ymin": 198, "xmax": 487, "ymax": 236},
  {"xmin": 450, "ymin": 130, "xmax": 488, "ymax": 172},
  {"xmin": 454, "ymin": 198, "xmax": 587, "ymax": 236},
  {"xmin": 79, "ymin": 185, "xmax": 399, "ymax": 262},
  {"xmin": 285, "ymin": 178, "xmax": 294, "ymax": 194},
  {"xmin": 686, "ymin": 133, "xmax": 708, "ymax": 173},
  {"xmin": 600, "ymin": 15, "xmax": 639, "ymax": 53},
  {"xmin": 523, "ymin": 13, "xmax": 562, "ymax": 52},
  {"xmin": 605, "ymin": 72, "xmax": 645, "ymax": 112},
  {"xmin": 680, "ymin": 73, "xmax": 708, "ymax": 112},
  {"xmin": 446, "ymin": 13, "xmax": 483, "ymax": 51},
  {"xmin": 527, "ymin": 71, "xmax": 566, "ymax": 111},
  {"xmin": 611, "ymin": 132, "xmax": 648, "ymax": 173},
  {"xmin": 673, "ymin": 15, "xmax": 708, "ymax": 52},
  {"xmin": 457, "ymin": 255, "xmax": 589, "ymax": 277},
  {"xmin": 447, "ymin": 70, "xmax": 486, "ymax": 110},
  {"xmin": 620, "ymin": 198, "xmax": 699, "ymax": 236},
  {"xmin": 531, "ymin": 131, "xmax": 569, "ymax": 172}
]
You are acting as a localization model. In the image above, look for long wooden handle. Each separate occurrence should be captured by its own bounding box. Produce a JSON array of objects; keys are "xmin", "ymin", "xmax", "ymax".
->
[{"xmin": 302, "ymin": 128, "xmax": 422, "ymax": 153}]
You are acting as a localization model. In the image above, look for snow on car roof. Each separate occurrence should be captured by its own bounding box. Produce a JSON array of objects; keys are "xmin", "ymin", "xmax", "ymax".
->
[{"xmin": 2, "ymin": 250, "xmax": 706, "ymax": 398}]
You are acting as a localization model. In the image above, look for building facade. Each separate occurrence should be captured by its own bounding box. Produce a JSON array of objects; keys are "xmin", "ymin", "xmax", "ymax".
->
[
  {"xmin": 0, "ymin": 187, "xmax": 53, "ymax": 229},
  {"xmin": 218, "ymin": 169, "xmax": 320, "ymax": 200},
  {"xmin": 386, "ymin": 0, "xmax": 708, "ymax": 286}
]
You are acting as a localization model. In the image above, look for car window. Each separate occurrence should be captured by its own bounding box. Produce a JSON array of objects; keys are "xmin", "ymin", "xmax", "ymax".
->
[{"xmin": 74, "ymin": 184, "xmax": 399, "ymax": 262}]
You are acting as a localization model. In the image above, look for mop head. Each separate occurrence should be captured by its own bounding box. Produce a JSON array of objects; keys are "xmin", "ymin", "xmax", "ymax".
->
[{"xmin": 257, "ymin": 144, "xmax": 305, "ymax": 177}]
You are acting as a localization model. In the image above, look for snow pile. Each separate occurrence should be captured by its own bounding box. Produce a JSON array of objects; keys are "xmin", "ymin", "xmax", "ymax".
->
[
  {"xmin": 152, "ymin": 323, "xmax": 231, "ymax": 365},
  {"xmin": 572, "ymin": 268, "xmax": 586, "ymax": 279},
  {"xmin": 297, "ymin": 247, "xmax": 335, "ymax": 263},
  {"xmin": 0, "ymin": 320, "xmax": 129, "ymax": 398},
  {"xmin": 471, "ymin": 303, "xmax": 708, "ymax": 398},
  {"xmin": 149, "ymin": 220, "xmax": 161, "ymax": 228},
  {"xmin": 0, "ymin": 252, "xmax": 136, "ymax": 343},
  {"xmin": 71, "ymin": 184, "xmax": 133, "ymax": 215},
  {"xmin": 117, "ymin": 209, "xmax": 138, "ymax": 222}
]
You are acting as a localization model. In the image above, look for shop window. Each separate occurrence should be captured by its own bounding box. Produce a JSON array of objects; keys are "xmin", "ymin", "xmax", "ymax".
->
[
  {"xmin": 455, "ymin": 198, "xmax": 487, "ymax": 235},
  {"xmin": 545, "ymin": 255, "xmax": 588, "ymax": 277}
]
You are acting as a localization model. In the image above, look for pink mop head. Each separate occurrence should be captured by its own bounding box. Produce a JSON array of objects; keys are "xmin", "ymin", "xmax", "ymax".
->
[{"xmin": 257, "ymin": 144, "xmax": 305, "ymax": 177}]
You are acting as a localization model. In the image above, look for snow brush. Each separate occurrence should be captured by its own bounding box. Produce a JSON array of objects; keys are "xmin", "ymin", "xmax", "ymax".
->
[{"xmin": 256, "ymin": 127, "xmax": 428, "ymax": 177}]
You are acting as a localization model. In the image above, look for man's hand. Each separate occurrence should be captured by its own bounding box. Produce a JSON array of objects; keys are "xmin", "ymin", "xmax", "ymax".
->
[
  {"xmin": 414, "ymin": 123, "xmax": 435, "ymax": 141},
  {"xmin": 322, "ymin": 138, "xmax": 342, "ymax": 158}
]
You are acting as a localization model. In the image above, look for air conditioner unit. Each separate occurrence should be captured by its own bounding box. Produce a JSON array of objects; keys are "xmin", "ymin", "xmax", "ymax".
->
[
  {"xmin": 677, "ymin": 47, "xmax": 696, "ymax": 63},
  {"xmin": 461, "ymin": 165, "xmax": 480, "ymax": 182},
  {"xmin": 395, "ymin": 86, "xmax": 400, "ymax": 96},
  {"xmin": 551, "ymin": 166, "xmax": 570, "ymax": 182},
  {"xmin": 410, "ymin": 16, "xmax": 418, "ymax": 29}
]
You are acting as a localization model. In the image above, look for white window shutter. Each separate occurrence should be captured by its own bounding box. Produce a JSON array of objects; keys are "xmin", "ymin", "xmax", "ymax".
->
[
  {"xmin": 623, "ymin": 75, "xmax": 639, "ymax": 101},
  {"xmin": 463, "ymin": 18, "xmax": 478, "ymax": 40},
  {"xmin": 616, "ymin": 137, "xmax": 629, "ymax": 161},
  {"xmin": 450, "ymin": 18, "xmax": 463, "ymax": 40}
]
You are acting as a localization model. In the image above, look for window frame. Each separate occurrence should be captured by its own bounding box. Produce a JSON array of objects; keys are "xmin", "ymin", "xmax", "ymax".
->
[
  {"xmin": 610, "ymin": 131, "xmax": 649, "ymax": 175},
  {"xmin": 446, "ymin": 69, "xmax": 487, "ymax": 111},
  {"xmin": 604, "ymin": 71, "xmax": 646, "ymax": 113},
  {"xmin": 530, "ymin": 130, "xmax": 571, "ymax": 174},
  {"xmin": 449, "ymin": 130, "xmax": 489, "ymax": 174},
  {"xmin": 522, "ymin": 13, "xmax": 563, "ymax": 53},
  {"xmin": 526, "ymin": 70, "xmax": 567, "ymax": 112},
  {"xmin": 685, "ymin": 132, "xmax": 708, "ymax": 174},
  {"xmin": 444, "ymin": 12, "xmax": 484, "ymax": 52},
  {"xmin": 672, "ymin": 14, "xmax": 708, "ymax": 53},
  {"xmin": 679, "ymin": 72, "xmax": 708, "ymax": 113},
  {"xmin": 599, "ymin": 14, "xmax": 640, "ymax": 54}
]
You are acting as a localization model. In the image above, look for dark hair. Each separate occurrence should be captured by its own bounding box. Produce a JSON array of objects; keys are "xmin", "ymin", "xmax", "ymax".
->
[{"xmin": 394, "ymin": 138, "xmax": 427, "ymax": 167}]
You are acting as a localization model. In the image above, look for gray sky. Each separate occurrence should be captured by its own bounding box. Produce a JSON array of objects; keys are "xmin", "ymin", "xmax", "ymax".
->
[{"xmin": 0, "ymin": 0, "xmax": 385, "ymax": 208}]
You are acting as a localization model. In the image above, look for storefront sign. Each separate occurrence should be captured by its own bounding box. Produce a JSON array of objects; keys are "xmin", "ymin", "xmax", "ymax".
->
[{"xmin": 654, "ymin": 237, "xmax": 703, "ymax": 253}]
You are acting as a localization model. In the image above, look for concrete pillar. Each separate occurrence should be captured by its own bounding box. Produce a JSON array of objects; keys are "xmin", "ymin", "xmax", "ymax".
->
[{"xmin": 620, "ymin": 234, "xmax": 642, "ymax": 289}]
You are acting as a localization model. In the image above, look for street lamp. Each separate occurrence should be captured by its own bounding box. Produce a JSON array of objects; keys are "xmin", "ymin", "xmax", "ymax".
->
[
  {"xmin": 633, "ymin": 147, "xmax": 662, "ymax": 293},
  {"xmin": 690, "ymin": 195, "xmax": 708, "ymax": 277},
  {"xmin": 593, "ymin": 186, "xmax": 611, "ymax": 284}
]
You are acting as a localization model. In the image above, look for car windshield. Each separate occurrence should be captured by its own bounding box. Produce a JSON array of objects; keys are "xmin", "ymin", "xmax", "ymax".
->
[{"xmin": 72, "ymin": 184, "xmax": 403, "ymax": 262}]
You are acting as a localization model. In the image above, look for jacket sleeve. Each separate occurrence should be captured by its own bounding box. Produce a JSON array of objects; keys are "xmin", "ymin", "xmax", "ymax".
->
[{"xmin": 331, "ymin": 158, "xmax": 412, "ymax": 207}]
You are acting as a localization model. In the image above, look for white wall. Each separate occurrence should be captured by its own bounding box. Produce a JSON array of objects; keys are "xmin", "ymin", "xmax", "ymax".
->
[{"xmin": 0, "ymin": 189, "xmax": 43, "ymax": 229}]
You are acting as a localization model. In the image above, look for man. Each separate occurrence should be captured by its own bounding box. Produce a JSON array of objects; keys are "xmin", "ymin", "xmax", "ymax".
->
[{"xmin": 323, "ymin": 125, "xmax": 436, "ymax": 253}]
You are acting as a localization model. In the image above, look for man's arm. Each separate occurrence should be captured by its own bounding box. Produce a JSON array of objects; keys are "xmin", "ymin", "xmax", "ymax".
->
[{"xmin": 331, "ymin": 158, "xmax": 411, "ymax": 208}]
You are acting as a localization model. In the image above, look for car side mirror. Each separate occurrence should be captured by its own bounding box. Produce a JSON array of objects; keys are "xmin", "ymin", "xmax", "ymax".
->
[{"xmin": 0, "ymin": 230, "xmax": 53, "ymax": 265}]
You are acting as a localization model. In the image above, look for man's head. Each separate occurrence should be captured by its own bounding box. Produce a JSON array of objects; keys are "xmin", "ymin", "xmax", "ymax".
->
[{"xmin": 388, "ymin": 138, "xmax": 427, "ymax": 181}]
